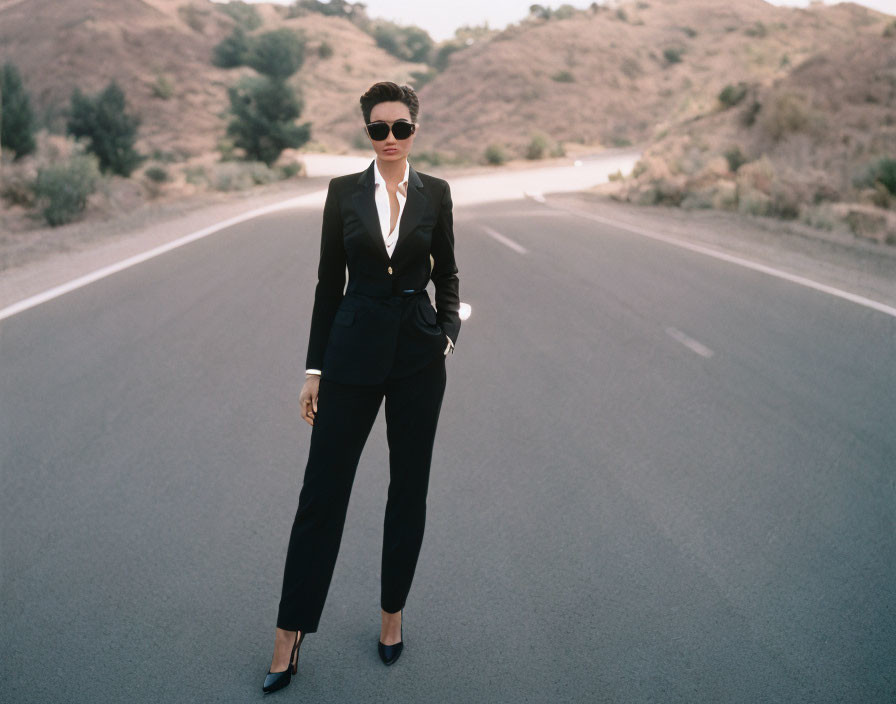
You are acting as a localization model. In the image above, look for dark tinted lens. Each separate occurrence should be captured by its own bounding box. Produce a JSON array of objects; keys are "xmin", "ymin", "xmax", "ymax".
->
[
  {"xmin": 366, "ymin": 122, "xmax": 390, "ymax": 140},
  {"xmin": 391, "ymin": 121, "xmax": 415, "ymax": 139}
]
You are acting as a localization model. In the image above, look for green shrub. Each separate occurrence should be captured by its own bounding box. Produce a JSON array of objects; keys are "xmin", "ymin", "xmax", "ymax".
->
[
  {"xmin": 663, "ymin": 47, "xmax": 683, "ymax": 64},
  {"xmin": 372, "ymin": 21, "xmax": 433, "ymax": 63},
  {"xmin": 151, "ymin": 74, "xmax": 175, "ymax": 100},
  {"xmin": 1, "ymin": 62, "xmax": 37, "ymax": 160},
  {"xmin": 144, "ymin": 166, "xmax": 170, "ymax": 183},
  {"xmin": 225, "ymin": 75, "xmax": 311, "ymax": 166},
  {"xmin": 34, "ymin": 153, "xmax": 101, "ymax": 226},
  {"xmin": 484, "ymin": 143, "xmax": 506, "ymax": 165},
  {"xmin": 215, "ymin": 1, "xmax": 262, "ymax": 31},
  {"xmin": 526, "ymin": 133, "xmax": 549, "ymax": 160},
  {"xmin": 855, "ymin": 156, "xmax": 896, "ymax": 195},
  {"xmin": 409, "ymin": 68, "xmax": 437, "ymax": 89},
  {"xmin": 66, "ymin": 80, "xmax": 145, "ymax": 176},
  {"xmin": 317, "ymin": 41, "xmax": 333, "ymax": 59},
  {"xmin": 213, "ymin": 162, "xmax": 254, "ymax": 191},
  {"xmin": 279, "ymin": 161, "xmax": 302, "ymax": 178},
  {"xmin": 184, "ymin": 165, "xmax": 208, "ymax": 185},
  {"xmin": 724, "ymin": 146, "xmax": 747, "ymax": 172},
  {"xmin": 213, "ymin": 27, "xmax": 251, "ymax": 68},
  {"xmin": 551, "ymin": 70, "xmax": 574, "ymax": 83},
  {"xmin": 718, "ymin": 82, "xmax": 748, "ymax": 108},
  {"xmin": 744, "ymin": 21, "xmax": 767, "ymax": 38},
  {"xmin": 246, "ymin": 28, "xmax": 306, "ymax": 80}
]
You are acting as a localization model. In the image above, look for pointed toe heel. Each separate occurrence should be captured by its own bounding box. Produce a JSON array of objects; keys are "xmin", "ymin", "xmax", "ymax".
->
[
  {"xmin": 378, "ymin": 609, "xmax": 404, "ymax": 666},
  {"xmin": 263, "ymin": 630, "xmax": 305, "ymax": 694}
]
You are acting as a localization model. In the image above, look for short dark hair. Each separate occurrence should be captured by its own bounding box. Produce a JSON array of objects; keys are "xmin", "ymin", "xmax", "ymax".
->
[{"xmin": 359, "ymin": 81, "xmax": 419, "ymax": 124}]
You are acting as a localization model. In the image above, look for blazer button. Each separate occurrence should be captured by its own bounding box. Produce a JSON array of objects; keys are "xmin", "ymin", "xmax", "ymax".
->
[{"xmin": 387, "ymin": 266, "xmax": 393, "ymax": 274}]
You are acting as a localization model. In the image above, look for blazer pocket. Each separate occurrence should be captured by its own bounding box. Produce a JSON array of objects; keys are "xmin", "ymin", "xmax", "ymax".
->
[
  {"xmin": 333, "ymin": 309, "xmax": 355, "ymax": 326},
  {"xmin": 419, "ymin": 302, "xmax": 438, "ymax": 326}
]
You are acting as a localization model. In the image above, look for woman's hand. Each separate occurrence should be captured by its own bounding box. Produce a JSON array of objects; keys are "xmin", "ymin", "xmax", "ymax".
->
[{"xmin": 300, "ymin": 375, "xmax": 320, "ymax": 426}]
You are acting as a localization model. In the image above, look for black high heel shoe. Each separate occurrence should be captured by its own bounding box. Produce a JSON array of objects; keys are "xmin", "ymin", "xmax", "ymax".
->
[
  {"xmin": 263, "ymin": 630, "xmax": 305, "ymax": 694},
  {"xmin": 378, "ymin": 609, "xmax": 403, "ymax": 666}
]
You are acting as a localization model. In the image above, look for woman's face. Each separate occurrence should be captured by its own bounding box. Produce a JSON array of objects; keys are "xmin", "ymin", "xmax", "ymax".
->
[{"xmin": 367, "ymin": 101, "xmax": 416, "ymax": 163}]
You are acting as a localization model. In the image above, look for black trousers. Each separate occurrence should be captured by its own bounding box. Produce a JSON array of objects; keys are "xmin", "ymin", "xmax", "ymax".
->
[{"xmin": 276, "ymin": 353, "xmax": 447, "ymax": 633}]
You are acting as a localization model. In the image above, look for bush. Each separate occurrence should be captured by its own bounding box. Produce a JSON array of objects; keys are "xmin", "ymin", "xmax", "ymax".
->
[
  {"xmin": 215, "ymin": 1, "xmax": 262, "ymax": 31},
  {"xmin": 663, "ymin": 47, "xmax": 684, "ymax": 64},
  {"xmin": 184, "ymin": 165, "xmax": 208, "ymax": 185},
  {"xmin": 0, "ymin": 170, "xmax": 36, "ymax": 207},
  {"xmin": 856, "ymin": 156, "xmax": 896, "ymax": 196},
  {"xmin": 225, "ymin": 76, "xmax": 312, "ymax": 166},
  {"xmin": 151, "ymin": 74, "xmax": 175, "ymax": 99},
  {"xmin": 372, "ymin": 21, "xmax": 433, "ymax": 63},
  {"xmin": 317, "ymin": 41, "xmax": 333, "ymax": 59},
  {"xmin": 551, "ymin": 70, "xmax": 574, "ymax": 83},
  {"xmin": 718, "ymin": 82, "xmax": 748, "ymax": 108},
  {"xmin": 724, "ymin": 145, "xmax": 747, "ymax": 172},
  {"xmin": 744, "ymin": 21, "xmax": 767, "ymax": 38},
  {"xmin": 66, "ymin": 80, "xmax": 145, "ymax": 176},
  {"xmin": 213, "ymin": 27, "xmax": 251, "ymax": 68},
  {"xmin": 757, "ymin": 91, "xmax": 812, "ymax": 141},
  {"xmin": 144, "ymin": 165, "xmax": 170, "ymax": 183},
  {"xmin": 484, "ymin": 143, "xmax": 506, "ymax": 165},
  {"xmin": 246, "ymin": 28, "xmax": 306, "ymax": 80},
  {"xmin": 34, "ymin": 153, "xmax": 101, "ymax": 226},
  {"xmin": 526, "ymin": 133, "xmax": 549, "ymax": 160},
  {"xmin": 1, "ymin": 62, "xmax": 37, "ymax": 160}
]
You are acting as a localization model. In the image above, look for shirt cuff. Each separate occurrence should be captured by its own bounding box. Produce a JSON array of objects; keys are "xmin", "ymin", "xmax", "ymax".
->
[
  {"xmin": 305, "ymin": 369, "xmax": 322, "ymax": 376},
  {"xmin": 444, "ymin": 335, "xmax": 455, "ymax": 356}
]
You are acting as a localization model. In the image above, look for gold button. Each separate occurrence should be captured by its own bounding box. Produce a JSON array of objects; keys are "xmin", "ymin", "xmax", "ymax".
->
[{"xmin": 387, "ymin": 266, "xmax": 393, "ymax": 274}]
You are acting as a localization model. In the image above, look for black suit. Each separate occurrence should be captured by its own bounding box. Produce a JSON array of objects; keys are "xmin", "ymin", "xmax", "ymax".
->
[
  {"xmin": 277, "ymin": 160, "xmax": 460, "ymax": 633},
  {"xmin": 307, "ymin": 160, "xmax": 461, "ymax": 385}
]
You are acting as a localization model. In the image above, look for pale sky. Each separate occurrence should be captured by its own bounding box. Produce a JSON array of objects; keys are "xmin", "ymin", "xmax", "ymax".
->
[{"xmin": 220, "ymin": 0, "xmax": 896, "ymax": 41}]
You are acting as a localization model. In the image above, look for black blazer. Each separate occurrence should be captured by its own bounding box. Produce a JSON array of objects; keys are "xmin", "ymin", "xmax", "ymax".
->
[{"xmin": 305, "ymin": 160, "xmax": 461, "ymax": 385}]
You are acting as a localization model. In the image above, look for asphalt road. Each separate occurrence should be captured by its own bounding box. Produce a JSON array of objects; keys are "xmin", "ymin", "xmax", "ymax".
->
[{"xmin": 2, "ymin": 195, "xmax": 894, "ymax": 703}]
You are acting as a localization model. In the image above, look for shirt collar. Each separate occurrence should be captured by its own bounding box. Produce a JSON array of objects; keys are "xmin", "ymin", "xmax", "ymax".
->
[{"xmin": 372, "ymin": 157, "xmax": 409, "ymax": 190}]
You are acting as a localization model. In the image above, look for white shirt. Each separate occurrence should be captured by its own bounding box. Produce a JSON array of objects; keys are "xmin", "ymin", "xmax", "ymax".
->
[{"xmin": 305, "ymin": 158, "xmax": 453, "ymax": 377}]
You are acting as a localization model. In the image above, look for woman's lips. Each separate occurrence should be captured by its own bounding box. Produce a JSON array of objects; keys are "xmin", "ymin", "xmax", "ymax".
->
[{"xmin": 384, "ymin": 148, "xmax": 397, "ymax": 153}]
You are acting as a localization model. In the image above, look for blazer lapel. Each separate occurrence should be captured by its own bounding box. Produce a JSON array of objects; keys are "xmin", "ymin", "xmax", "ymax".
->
[
  {"xmin": 394, "ymin": 164, "xmax": 426, "ymax": 258},
  {"xmin": 352, "ymin": 162, "xmax": 387, "ymax": 263},
  {"xmin": 351, "ymin": 161, "xmax": 428, "ymax": 264}
]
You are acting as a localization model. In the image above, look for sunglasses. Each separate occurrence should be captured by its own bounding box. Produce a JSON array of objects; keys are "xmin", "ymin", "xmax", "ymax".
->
[{"xmin": 365, "ymin": 120, "xmax": 416, "ymax": 141}]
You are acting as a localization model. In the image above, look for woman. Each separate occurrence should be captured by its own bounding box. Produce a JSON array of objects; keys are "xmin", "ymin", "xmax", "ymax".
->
[{"xmin": 263, "ymin": 81, "xmax": 461, "ymax": 694}]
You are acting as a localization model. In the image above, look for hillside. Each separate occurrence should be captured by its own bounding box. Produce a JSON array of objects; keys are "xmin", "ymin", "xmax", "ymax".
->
[
  {"xmin": 0, "ymin": 0, "xmax": 427, "ymax": 158},
  {"xmin": 414, "ymin": 0, "xmax": 891, "ymax": 159},
  {"xmin": 2, "ymin": 0, "xmax": 891, "ymax": 162},
  {"xmin": 606, "ymin": 27, "xmax": 896, "ymax": 243}
]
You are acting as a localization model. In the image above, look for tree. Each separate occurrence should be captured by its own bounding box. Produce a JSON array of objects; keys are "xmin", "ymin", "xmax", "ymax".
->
[
  {"xmin": 225, "ymin": 76, "xmax": 311, "ymax": 166},
  {"xmin": 245, "ymin": 28, "xmax": 306, "ymax": 80},
  {"xmin": 66, "ymin": 80, "xmax": 144, "ymax": 176},
  {"xmin": 1, "ymin": 62, "xmax": 37, "ymax": 160}
]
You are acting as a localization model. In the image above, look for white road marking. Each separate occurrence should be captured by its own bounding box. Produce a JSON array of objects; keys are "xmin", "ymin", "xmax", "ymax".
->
[
  {"xmin": 479, "ymin": 225, "xmax": 528, "ymax": 254},
  {"xmin": 553, "ymin": 204, "xmax": 896, "ymax": 319},
  {"xmin": 665, "ymin": 327, "xmax": 715, "ymax": 358},
  {"xmin": 0, "ymin": 190, "xmax": 329, "ymax": 321}
]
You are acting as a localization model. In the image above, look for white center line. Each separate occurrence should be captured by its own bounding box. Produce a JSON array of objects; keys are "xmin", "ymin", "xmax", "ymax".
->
[
  {"xmin": 666, "ymin": 326, "xmax": 715, "ymax": 357},
  {"xmin": 479, "ymin": 225, "xmax": 528, "ymax": 254}
]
